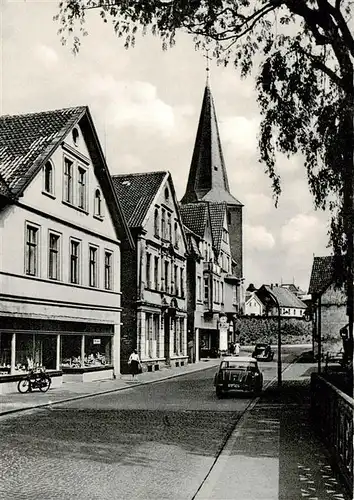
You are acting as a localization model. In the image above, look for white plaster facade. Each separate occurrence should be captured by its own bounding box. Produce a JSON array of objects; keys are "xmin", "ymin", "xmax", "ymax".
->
[{"xmin": 0, "ymin": 109, "xmax": 130, "ymax": 392}]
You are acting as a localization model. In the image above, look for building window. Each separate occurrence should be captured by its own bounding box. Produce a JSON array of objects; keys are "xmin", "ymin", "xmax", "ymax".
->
[
  {"xmin": 48, "ymin": 233, "xmax": 60, "ymax": 280},
  {"xmin": 25, "ymin": 225, "xmax": 39, "ymax": 276},
  {"xmin": 146, "ymin": 253, "xmax": 151, "ymax": 288},
  {"xmin": 154, "ymin": 256, "xmax": 159, "ymax": 290},
  {"xmin": 104, "ymin": 251, "xmax": 113, "ymax": 290},
  {"xmin": 180, "ymin": 268, "xmax": 184, "ymax": 297},
  {"xmin": 77, "ymin": 166, "xmax": 87, "ymax": 210},
  {"xmin": 44, "ymin": 161, "xmax": 54, "ymax": 195},
  {"xmin": 70, "ymin": 240, "xmax": 80, "ymax": 284},
  {"xmin": 164, "ymin": 187, "xmax": 169, "ymax": 200},
  {"xmin": 174, "ymin": 222, "xmax": 178, "ymax": 248},
  {"xmin": 174, "ymin": 265, "xmax": 179, "ymax": 296},
  {"xmin": 64, "ymin": 157, "xmax": 74, "ymax": 204},
  {"xmin": 197, "ymin": 276, "xmax": 202, "ymax": 301},
  {"xmin": 161, "ymin": 209, "xmax": 166, "ymax": 239},
  {"xmin": 167, "ymin": 213, "xmax": 172, "ymax": 241},
  {"xmin": 72, "ymin": 127, "xmax": 79, "ymax": 146},
  {"xmin": 161, "ymin": 258, "xmax": 165, "ymax": 291},
  {"xmin": 232, "ymin": 285, "xmax": 237, "ymax": 305},
  {"xmin": 89, "ymin": 246, "xmax": 98, "ymax": 287},
  {"xmin": 204, "ymin": 276, "xmax": 209, "ymax": 301},
  {"xmin": 154, "ymin": 209, "xmax": 159, "ymax": 237},
  {"xmin": 164, "ymin": 261, "xmax": 169, "ymax": 293},
  {"xmin": 94, "ymin": 189, "xmax": 103, "ymax": 217},
  {"xmin": 221, "ymin": 282, "xmax": 224, "ymax": 303}
]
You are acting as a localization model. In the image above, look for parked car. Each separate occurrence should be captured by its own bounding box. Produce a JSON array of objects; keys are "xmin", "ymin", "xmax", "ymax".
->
[
  {"xmin": 213, "ymin": 356, "xmax": 263, "ymax": 398},
  {"xmin": 252, "ymin": 343, "xmax": 274, "ymax": 361}
]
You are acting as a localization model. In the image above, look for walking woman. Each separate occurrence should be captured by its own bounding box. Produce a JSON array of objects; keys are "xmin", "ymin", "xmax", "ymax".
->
[{"xmin": 128, "ymin": 349, "xmax": 141, "ymax": 381}]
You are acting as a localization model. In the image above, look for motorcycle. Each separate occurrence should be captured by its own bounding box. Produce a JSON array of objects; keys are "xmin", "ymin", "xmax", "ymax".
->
[{"xmin": 17, "ymin": 366, "xmax": 51, "ymax": 393}]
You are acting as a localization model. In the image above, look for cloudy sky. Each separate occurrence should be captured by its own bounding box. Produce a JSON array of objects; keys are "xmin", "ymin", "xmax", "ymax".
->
[{"xmin": 1, "ymin": 0, "xmax": 332, "ymax": 291}]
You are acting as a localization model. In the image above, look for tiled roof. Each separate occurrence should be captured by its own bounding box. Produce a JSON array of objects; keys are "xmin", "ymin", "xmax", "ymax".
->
[
  {"xmin": 209, "ymin": 202, "xmax": 226, "ymax": 253},
  {"xmin": 260, "ymin": 285, "xmax": 307, "ymax": 309},
  {"xmin": 0, "ymin": 106, "xmax": 86, "ymax": 197},
  {"xmin": 112, "ymin": 171, "xmax": 166, "ymax": 228},
  {"xmin": 181, "ymin": 84, "xmax": 242, "ymax": 206},
  {"xmin": 179, "ymin": 202, "xmax": 209, "ymax": 238},
  {"xmin": 308, "ymin": 256, "xmax": 336, "ymax": 295}
]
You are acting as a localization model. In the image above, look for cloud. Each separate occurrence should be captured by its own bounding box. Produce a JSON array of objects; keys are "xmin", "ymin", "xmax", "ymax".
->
[
  {"xmin": 244, "ymin": 193, "xmax": 273, "ymax": 218},
  {"xmin": 86, "ymin": 76, "xmax": 175, "ymax": 137},
  {"xmin": 244, "ymin": 224, "xmax": 275, "ymax": 250},
  {"xmin": 34, "ymin": 45, "xmax": 58, "ymax": 66},
  {"xmin": 220, "ymin": 115, "xmax": 260, "ymax": 153},
  {"xmin": 281, "ymin": 213, "xmax": 320, "ymax": 246}
]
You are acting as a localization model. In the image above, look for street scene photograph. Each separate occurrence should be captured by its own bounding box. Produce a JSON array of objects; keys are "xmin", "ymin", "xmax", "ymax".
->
[{"xmin": 0, "ymin": 1, "xmax": 353, "ymax": 499}]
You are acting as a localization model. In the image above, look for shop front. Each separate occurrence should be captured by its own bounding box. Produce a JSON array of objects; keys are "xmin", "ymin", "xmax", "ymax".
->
[{"xmin": 0, "ymin": 318, "xmax": 116, "ymax": 393}]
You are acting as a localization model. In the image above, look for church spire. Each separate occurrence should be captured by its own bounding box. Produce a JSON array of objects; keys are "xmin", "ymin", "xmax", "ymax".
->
[{"xmin": 181, "ymin": 84, "xmax": 241, "ymax": 206}]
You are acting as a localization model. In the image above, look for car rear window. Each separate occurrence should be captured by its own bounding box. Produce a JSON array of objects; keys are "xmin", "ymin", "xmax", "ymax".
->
[{"xmin": 221, "ymin": 361, "xmax": 256, "ymax": 370}]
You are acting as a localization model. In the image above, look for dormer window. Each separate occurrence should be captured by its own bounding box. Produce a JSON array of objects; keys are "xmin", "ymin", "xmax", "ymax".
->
[
  {"xmin": 94, "ymin": 189, "xmax": 103, "ymax": 218},
  {"xmin": 72, "ymin": 127, "xmax": 79, "ymax": 146},
  {"xmin": 44, "ymin": 161, "xmax": 54, "ymax": 195}
]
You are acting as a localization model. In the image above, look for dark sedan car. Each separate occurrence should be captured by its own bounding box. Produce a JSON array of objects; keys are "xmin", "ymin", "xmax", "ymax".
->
[
  {"xmin": 252, "ymin": 343, "xmax": 274, "ymax": 361},
  {"xmin": 214, "ymin": 356, "xmax": 263, "ymax": 398}
]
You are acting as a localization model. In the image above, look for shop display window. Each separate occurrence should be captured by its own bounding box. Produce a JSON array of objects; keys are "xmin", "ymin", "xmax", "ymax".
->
[
  {"xmin": 15, "ymin": 334, "xmax": 35, "ymax": 371},
  {"xmin": 0, "ymin": 333, "xmax": 12, "ymax": 370},
  {"xmin": 61, "ymin": 335, "xmax": 82, "ymax": 367},
  {"xmin": 61, "ymin": 335, "xmax": 112, "ymax": 368},
  {"xmin": 85, "ymin": 336, "xmax": 111, "ymax": 366}
]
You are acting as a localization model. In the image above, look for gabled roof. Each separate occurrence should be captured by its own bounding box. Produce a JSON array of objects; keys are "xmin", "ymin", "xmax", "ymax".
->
[
  {"xmin": 0, "ymin": 106, "xmax": 86, "ymax": 197},
  {"xmin": 308, "ymin": 256, "xmax": 337, "ymax": 296},
  {"xmin": 257, "ymin": 285, "xmax": 307, "ymax": 309},
  {"xmin": 179, "ymin": 202, "xmax": 209, "ymax": 239},
  {"xmin": 112, "ymin": 171, "xmax": 166, "ymax": 228},
  {"xmin": 0, "ymin": 106, "xmax": 134, "ymax": 249},
  {"xmin": 209, "ymin": 202, "xmax": 226, "ymax": 254},
  {"xmin": 180, "ymin": 84, "xmax": 242, "ymax": 207}
]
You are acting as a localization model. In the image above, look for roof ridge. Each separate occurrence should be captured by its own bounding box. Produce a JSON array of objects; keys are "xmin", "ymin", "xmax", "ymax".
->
[
  {"xmin": 112, "ymin": 170, "xmax": 167, "ymax": 179},
  {"xmin": 0, "ymin": 106, "xmax": 87, "ymax": 121}
]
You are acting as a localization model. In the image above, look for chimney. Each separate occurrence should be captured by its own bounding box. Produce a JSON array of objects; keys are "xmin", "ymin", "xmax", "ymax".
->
[
  {"xmin": 270, "ymin": 284, "xmax": 273, "ymax": 290},
  {"xmin": 275, "ymin": 283, "xmax": 278, "ymax": 287}
]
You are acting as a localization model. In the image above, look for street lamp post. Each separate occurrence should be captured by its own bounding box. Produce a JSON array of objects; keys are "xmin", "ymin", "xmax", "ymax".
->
[{"xmin": 268, "ymin": 290, "xmax": 282, "ymax": 387}]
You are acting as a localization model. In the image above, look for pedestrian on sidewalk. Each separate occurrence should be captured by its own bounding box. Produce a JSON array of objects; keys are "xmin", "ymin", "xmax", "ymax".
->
[{"xmin": 128, "ymin": 349, "xmax": 141, "ymax": 381}]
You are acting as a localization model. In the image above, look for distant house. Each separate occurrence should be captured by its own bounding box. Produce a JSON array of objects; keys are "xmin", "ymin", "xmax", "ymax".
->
[
  {"xmin": 245, "ymin": 292, "xmax": 264, "ymax": 316},
  {"xmin": 308, "ymin": 256, "xmax": 348, "ymax": 356},
  {"xmin": 256, "ymin": 285, "xmax": 307, "ymax": 318},
  {"xmin": 0, "ymin": 106, "xmax": 133, "ymax": 392},
  {"xmin": 112, "ymin": 171, "xmax": 188, "ymax": 373}
]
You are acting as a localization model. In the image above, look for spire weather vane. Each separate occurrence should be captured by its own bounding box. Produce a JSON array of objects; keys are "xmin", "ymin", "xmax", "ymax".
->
[{"xmin": 203, "ymin": 47, "xmax": 212, "ymax": 83}]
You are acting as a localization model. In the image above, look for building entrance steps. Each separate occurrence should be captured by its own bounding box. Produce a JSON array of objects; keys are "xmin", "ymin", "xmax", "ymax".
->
[{"xmin": 194, "ymin": 360, "xmax": 351, "ymax": 500}]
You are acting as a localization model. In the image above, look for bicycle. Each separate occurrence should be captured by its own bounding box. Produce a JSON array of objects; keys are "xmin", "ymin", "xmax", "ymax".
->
[{"xmin": 17, "ymin": 366, "xmax": 51, "ymax": 393}]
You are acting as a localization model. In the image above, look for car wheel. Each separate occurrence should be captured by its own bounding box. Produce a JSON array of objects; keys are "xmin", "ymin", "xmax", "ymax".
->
[{"xmin": 216, "ymin": 387, "xmax": 223, "ymax": 399}]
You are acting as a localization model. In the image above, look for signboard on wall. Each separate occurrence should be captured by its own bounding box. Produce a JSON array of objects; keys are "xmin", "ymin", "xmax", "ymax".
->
[
  {"xmin": 219, "ymin": 327, "xmax": 228, "ymax": 351},
  {"xmin": 93, "ymin": 339, "xmax": 101, "ymax": 345}
]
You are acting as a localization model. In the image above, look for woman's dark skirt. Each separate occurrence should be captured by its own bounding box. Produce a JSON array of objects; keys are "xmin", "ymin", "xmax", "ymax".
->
[{"xmin": 130, "ymin": 359, "xmax": 139, "ymax": 375}]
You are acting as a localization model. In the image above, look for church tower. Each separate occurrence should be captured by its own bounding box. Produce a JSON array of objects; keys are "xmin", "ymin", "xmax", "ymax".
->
[{"xmin": 181, "ymin": 83, "xmax": 244, "ymax": 278}]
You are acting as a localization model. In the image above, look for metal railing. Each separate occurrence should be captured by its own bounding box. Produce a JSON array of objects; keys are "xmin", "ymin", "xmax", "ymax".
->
[{"xmin": 311, "ymin": 373, "xmax": 353, "ymax": 496}]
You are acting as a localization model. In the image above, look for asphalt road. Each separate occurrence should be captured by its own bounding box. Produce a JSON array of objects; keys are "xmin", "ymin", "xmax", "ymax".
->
[{"xmin": 0, "ymin": 351, "xmax": 296, "ymax": 500}]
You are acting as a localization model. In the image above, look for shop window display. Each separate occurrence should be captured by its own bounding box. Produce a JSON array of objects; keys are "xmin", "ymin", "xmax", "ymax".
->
[
  {"xmin": 85, "ymin": 336, "xmax": 111, "ymax": 366},
  {"xmin": 0, "ymin": 333, "xmax": 12, "ymax": 371},
  {"xmin": 61, "ymin": 335, "xmax": 112, "ymax": 368}
]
